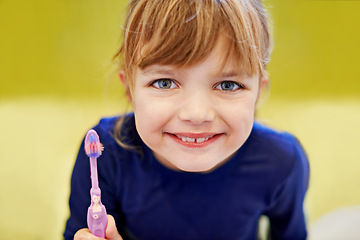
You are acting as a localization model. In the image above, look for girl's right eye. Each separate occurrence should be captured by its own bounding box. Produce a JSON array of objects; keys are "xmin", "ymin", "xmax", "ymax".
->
[{"xmin": 151, "ymin": 79, "xmax": 178, "ymax": 89}]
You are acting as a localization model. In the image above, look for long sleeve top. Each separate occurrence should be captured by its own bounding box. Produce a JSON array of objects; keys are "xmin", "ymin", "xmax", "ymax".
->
[{"xmin": 64, "ymin": 114, "xmax": 309, "ymax": 240}]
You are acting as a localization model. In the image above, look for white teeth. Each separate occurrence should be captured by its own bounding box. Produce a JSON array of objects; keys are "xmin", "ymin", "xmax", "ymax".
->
[
  {"xmin": 177, "ymin": 135, "xmax": 211, "ymax": 143},
  {"xmin": 196, "ymin": 137, "xmax": 209, "ymax": 143}
]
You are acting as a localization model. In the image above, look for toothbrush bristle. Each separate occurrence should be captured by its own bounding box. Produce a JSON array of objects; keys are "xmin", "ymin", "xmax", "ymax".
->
[{"xmin": 85, "ymin": 129, "xmax": 103, "ymax": 158}]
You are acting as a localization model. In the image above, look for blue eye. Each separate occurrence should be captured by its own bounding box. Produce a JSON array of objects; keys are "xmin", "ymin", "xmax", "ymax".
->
[
  {"xmin": 215, "ymin": 81, "xmax": 243, "ymax": 91},
  {"xmin": 151, "ymin": 79, "xmax": 178, "ymax": 89}
]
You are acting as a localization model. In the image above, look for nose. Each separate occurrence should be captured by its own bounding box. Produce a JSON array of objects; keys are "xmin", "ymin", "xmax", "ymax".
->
[{"xmin": 178, "ymin": 91, "xmax": 215, "ymax": 125}]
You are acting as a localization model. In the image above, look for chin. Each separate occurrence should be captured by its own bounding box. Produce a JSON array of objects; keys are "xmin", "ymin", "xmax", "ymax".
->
[{"xmin": 176, "ymin": 162, "xmax": 219, "ymax": 173}]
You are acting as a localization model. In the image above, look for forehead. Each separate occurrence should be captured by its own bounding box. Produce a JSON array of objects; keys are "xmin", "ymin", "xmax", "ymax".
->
[{"xmin": 140, "ymin": 35, "xmax": 250, "ymax": 77}]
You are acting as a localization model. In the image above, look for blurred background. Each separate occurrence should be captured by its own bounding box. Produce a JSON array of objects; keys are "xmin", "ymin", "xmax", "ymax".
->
[{"xmin": 1, "ymin": 0, "xmax": 359, "ymax": 239}]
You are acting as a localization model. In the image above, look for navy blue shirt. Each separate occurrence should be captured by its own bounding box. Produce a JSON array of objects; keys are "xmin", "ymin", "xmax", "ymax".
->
[{"xmin": 64, "ymin": 114, "xmax": 309, "ymax": 240}]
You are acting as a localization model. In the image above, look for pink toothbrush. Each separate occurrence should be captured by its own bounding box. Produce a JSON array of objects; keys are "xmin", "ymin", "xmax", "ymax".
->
[{"xmin": 84, "ymin": 129, "xmax": 107, "ymax": 238}]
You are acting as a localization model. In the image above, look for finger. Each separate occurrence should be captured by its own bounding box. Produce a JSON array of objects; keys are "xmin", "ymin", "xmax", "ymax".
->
[
  {"xmin": 74, "ymin": 228, "xmax": 97, "ymax": 240},
  {"xmin": 105, "ymin": 215, "xmax": 123, "ymax": 240}
]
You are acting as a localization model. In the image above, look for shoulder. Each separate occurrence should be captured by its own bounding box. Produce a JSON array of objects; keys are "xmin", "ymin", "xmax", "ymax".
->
[
  {"xmin": 91, "ymin": 113, "xmax": 138, "ymax": 146},
  {"xmin": 251, "ymin": 122, "xmax": 300, "ymax": 148},
  {"xmin": 241, "ymin": 122, "xmax": 309, "ymax": 184},
  {"xmin": 249, "ymin": 122, "xmax": 307, "ymax": 161},
  {"xmin": 93, "ymin": 115, "xmax": 120, "ymax": 141}
]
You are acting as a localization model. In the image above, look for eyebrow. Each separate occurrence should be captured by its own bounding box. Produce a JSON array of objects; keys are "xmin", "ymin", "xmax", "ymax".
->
[
  {"xmin": 214, "ymin": 71, "xmax": 244, "ymax": 79},
  {"xmin": 142, "ymin": 66, "xmax": 248, "ymax": 79},
  {"xmin": 142, "ymin": 67, "xmax": 176, "ymax": 76}
]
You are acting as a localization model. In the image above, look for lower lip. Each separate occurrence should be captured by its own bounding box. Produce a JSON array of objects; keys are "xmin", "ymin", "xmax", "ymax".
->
[{"xmin": 166, "ymin": 133, "xmax": 222, "ymax": 148}]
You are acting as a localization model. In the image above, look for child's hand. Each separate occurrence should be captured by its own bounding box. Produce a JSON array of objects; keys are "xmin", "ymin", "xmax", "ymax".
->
[{"xmin": 74, "ymin": 215, "xmax": 123, "ymax": 240}]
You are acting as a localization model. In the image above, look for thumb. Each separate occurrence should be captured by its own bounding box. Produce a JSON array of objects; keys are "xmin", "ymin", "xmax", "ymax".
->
[{"xmin": 105, "ymin": 215, "xmax": 123, "ymax": 240}]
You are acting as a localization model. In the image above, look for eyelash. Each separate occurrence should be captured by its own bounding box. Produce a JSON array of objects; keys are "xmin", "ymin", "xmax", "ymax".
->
[
  {"xmin": 214, "ymin": 81, "xmax": 245, "ymax": 92},
  {"xmin": 150, "ymin": 79, "xmax": 178, "ymax": 89},
  {"xmin": 150, "ymin": 79, "xmax": 245, "ymax": 92}
]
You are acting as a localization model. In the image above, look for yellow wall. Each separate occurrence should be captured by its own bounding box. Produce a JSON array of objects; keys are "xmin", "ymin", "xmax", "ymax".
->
[
  {"xmin": 0, "ymin": 0, "xmax": 127, "ymax": 99},
  {"xmin": 1, "ymin": 0, "xmax": 360, "ymax": 239},
  {"xmin": 268, "ymin": 0, "xmax": 360, "ymax": 98},
  {"xmin": 1, "ymin": 0, "xmax": 360, "ymax": 99}
]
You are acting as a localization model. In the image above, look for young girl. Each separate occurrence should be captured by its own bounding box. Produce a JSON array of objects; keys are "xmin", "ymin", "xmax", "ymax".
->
[{"xmin": 64, "ymin": 0, "xmax": 309, "ymax": 239}]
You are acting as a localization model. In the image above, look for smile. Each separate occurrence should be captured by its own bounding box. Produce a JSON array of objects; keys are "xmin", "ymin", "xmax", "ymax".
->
[
  {"xmin": 166, "ymin": 132, "xmax": 222, "ymax": 148},
  {"xmin": 175, "ymin": 135, "xmax": 213, "ymax": 143}
]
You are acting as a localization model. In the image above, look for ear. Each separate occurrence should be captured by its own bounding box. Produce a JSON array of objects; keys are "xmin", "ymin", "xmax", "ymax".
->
[
  {"xmin": 119, "ymin": 70, "xmax": 132, "ymax": 103},
  {"xmin": 256, "ymin": 74, "xmax": 270, "ymax": 103},
  {"xmin": 259, "ymin": 74, "xmax": 269, "ymax": 94}
]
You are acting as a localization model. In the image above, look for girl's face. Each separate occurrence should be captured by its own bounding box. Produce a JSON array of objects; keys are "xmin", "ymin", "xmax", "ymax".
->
[{"xmin": 129, "ymin": 37, "xmax": 267, "ymax": 172}]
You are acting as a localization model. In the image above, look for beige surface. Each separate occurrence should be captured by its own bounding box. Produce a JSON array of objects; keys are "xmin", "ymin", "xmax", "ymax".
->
[{"xmin": 309, "ymin": 205, "xmax": 360, "ymax": 240}]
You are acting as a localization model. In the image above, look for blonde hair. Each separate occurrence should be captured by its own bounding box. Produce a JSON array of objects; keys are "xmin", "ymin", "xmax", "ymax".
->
[{"xmin": 113, "ymin": 0, "xmax": 272, "ymax": 148}]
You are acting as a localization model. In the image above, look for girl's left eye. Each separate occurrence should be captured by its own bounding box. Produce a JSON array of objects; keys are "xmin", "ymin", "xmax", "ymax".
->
[
  {"xmin": 151, "ymin": 79, "xmax": 178, "ymax": 89},
  {"xmin": 215, "ymin": 81, "xmax": 244, "ymax": 91}
]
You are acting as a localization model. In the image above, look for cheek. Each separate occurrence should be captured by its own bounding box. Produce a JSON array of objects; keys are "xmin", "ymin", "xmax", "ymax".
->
[
  {"xmin": 133, "ymin": 96, "xmax": 171, "ymax": 142},
  {"xmin": 225, "ymin": 95, "xmax": 257, "ymax": 119},
  {"xmin": 230, "ymin": 111, "xmax": 254, "ymax": 135},
  {"xmin": 224, "ymin": 98, "xmax": 256, "ymax": 137}
]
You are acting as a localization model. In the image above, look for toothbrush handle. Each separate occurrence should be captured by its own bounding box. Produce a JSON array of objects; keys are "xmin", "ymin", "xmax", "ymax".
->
[
  {"xmin": 88, "ymin": 157, "xmax": 107, "ymax": 237},
  {"xmin": 87, "ymin": 204, "xmax": 108, "ymax": 238},
  {"xmin": 90, "ymin": 157, "xmax": 99, "ymax": 188}
]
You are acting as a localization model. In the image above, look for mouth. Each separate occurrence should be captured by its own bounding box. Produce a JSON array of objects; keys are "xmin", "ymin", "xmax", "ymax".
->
[
  {"xmin": 166, "ymin": 132, "xmax": 222, "ymax": 148},
  {"xmin": 175, "ymin": 135, "xmax": 213, "ymax": 143}
]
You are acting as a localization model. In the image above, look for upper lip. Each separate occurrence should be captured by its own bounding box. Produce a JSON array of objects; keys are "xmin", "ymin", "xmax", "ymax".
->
[{"xmin": 169, "ymin": 132, "xmax": 218, "ymax": 138}]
